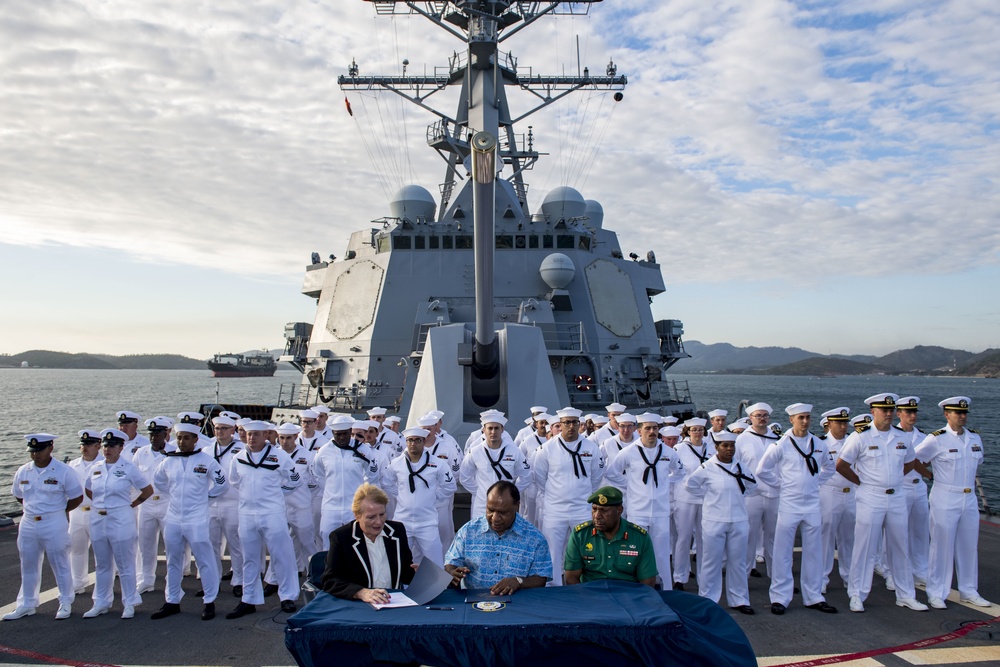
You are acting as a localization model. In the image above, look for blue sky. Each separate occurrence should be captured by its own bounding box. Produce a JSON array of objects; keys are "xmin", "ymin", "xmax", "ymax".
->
[{"xmin": 1, "ymin": 0, "xmax": 998, "ymax": 358}]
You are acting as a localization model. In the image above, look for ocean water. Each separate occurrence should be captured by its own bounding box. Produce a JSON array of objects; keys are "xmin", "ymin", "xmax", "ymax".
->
[{"xmin": 1, "ymin": 369, "xmax": 997, "ymax": 515}]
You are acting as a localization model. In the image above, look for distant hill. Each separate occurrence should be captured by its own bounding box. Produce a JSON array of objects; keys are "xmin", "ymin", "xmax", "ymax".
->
[
  {"xmin": 6, "ymin": 350, "xmax": 205, "ymax": 370},
  {"xmin": 954, "ymin": 349, "xmax": 1000, "ymax": 378},
  {"xmin": 739, "ymin": 356, "xmax": 884, "ymax": 376},
  {"xmin": 93, "ymin": 354, "xmax": 206, "ymax": 370},
  {"xmin": 873, "ymin": 346, "xmax": 975, "ymax": 373},
  {"xmin": 674, "ymin": 341, "xmax": 876, "ymax": 373}
]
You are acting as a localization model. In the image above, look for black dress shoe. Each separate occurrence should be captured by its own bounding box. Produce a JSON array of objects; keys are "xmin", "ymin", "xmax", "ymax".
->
[
  {"xmin": 749, "ymin": 568, "xmax": 762, "ymax": 578},
  {"xmin": 201, "ymin": 602, "xmax": 215, "ymax": 620},
  {"xmin": 232, "ymin": 585, "xmax": 243, "ymax": 597},
  {"xmin": 195, "ymin": 589, "xmax": 204, "ymax": 597},
  {"xmin": 150, "ymin": 603, "xmax": 181, "ymax": 620},
  {"xmin": 262, "ymin": 583, "xmax": 279, "ymax": 597},
  {"xmin": 806, "ymin": 601, "xmax": 838, "ymax": 614},
  {"xmin": 731, "ymin": 605, "xmax": 755, "ymax": 615},
  {"xmin": 770, "ymin": 603, "xmax": 786, "ymax": 615},
  {"xmin": 672, "ymin": 581, "xmax": 684, "ymax": 591},
  {"xmin": 280, "ymin": 600, "xmax": 297, "ymax": 614},
  {"xmin": 221, "ymin": 571, "xmax": 233, "ymax": 581},
  {"xmin": 225, "ymin": 602, "xmax": 257, "ymax": 620}
]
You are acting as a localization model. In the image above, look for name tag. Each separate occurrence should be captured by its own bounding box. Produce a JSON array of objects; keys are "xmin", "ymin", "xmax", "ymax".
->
[
  {"xmin": 948, "ymin": 449, "xmax": 959, "ymax": 453},
  {"xmin": 868, "ymin": 446, "xmax": 879, "ymax": 450}
]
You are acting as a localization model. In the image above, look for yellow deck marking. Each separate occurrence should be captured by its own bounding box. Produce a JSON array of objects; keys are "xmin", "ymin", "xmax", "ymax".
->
[
  {"xmin": 897, "ymin": 646, "xmax": 1000, "ymax": 664},
  {"xmin": 757, "ymin": 656, "xmax": 884, "ymax": 666}
]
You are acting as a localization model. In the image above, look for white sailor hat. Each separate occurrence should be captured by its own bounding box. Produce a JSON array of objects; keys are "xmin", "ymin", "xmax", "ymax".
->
[
  {"xmin": 745, "ymin": 402, "xmax": 773, "ymax": 416},
  {"xmin": 583, "ymin": 414, "xmax": 598, "ymax": 422},
  {"xmin": 352, "ymin": 420, "xmax": 377, "ymax": 431},
  {"xmin": 896, "ymin": 396, "xmax": 920, "ymax": 410},
  {"xmin": 275, "ymin": 423, "xmax": 301, "ymax": 436},
  {"xmin": 100, "ymin": 428, "xmax": 127, "ymax": 446},
  {"xmin": 212, "ymin": 415, "xmax": 237, "ymax": 427},
  {"xmin": 592, "ymin": 414, "xmax": 610, "ymax": 425},
  {"xmin": 177, "ymin": 411, "xmax": 205, "ymax": 425},
  {"xmin": 604, "ymin": 402, "xmax": 627, "ymax": 414},
  {"xmin": 416, "ymin": 414, "xmax": 439, "ymax": 427},
  {"xmin": 311, "ymin": 405, "xmax": 331, "ymax": 414},
  {"xmin": 116, "ymin": 410, "xmax": 141, "ymax": 424},
  {"xmin": 236, "ymin": 418, "xmax": 251, "ymax": 428},
  {"xmin": 616, "ymin": 413, "xmax": 637, "ymax": 424},
  {"xmin": 662, "ymin": 416, "xmax": 679, "ymax": 425},
  {"xmin": 530, "ymin": 405, "xmax": 548, "ymax": 414},
  {"xmin": 78, "ymin": 429, "xmax": 102, "ymax": 444},
  {"xmin": 218, "ymin": 410, "xmax": 240, "ymax": 421},
  {"xmin": 785, "ymin": 403, "xmax": 812, "ymax": 416},
  {"xmin": 25, "ymin": 433, "xmax": 57, "ymax": 451},
  {"xmin": 427, "ymin": 410, "xmax": 445, "ymax": 421},
  {"xmin": 367, "ymin": 407, "xmax": 388, "ymax": 417},
  {"xmin": 533, "ymin": 413, "xmax": 553, "ymax": 424},
  {"xmin": 300, "ymin": 409, "xmax": 319, "ymax": 420},
  {"xmin": 174, "ymin": 423, "xmax": 201, "ymax": 435},
  {"xmin": 821, "ymin": 407, "xmax": 851, "ymax": 422},
  {"xmin": 707, "ymin": 409, "xmax": 728, "ymax": 419},
  {"xmin": 684, "ymin": 417, "xmax": 707, "ymax": 428},
  {"xmin": 727, "ymin": 421, "xmax": 747, "ymax": 433},
  {"xmin": 546, "ymin": 415, "xmax": 561, "ymax": 426},
  {"xmin": 480, "ymin": 411, "xmax": 508, "ymax": 426},
  {"xmin": 329, "ymin": 415, "xmax": 355, "ymax": 431},
  {"xmin": 636, "ymin": 412, "xmax": 662, "ymax": 425},
  {"xmin": 524, "ymin": 417, "xmax": 534, "ymax": 426},
  {"xmin": 659, "ymin": 426, "xmax": 682, "ymax": 438},
  {"xmin": 556, "ymin": 407, "xmax": 583, "ymax": 420},
  {"xmin": 938, "ymin": 396, "xmax": 971, "ymax": 412},
  {"xmin": 714, "ymin": 431, "xmax": 737, "ymax": 443},
  {"xmin": 145, "ymin": 417, "xmax": 172, "ymax": 432},
  {"xmin": 243, "ymin": 420, "xmax": 270, "ymax": 432},
  {"xmin": 402, "ymin": 427, "xmax": 430, "ymax": 439},
  {"xmin": 384, "ymin": 415, "xmax": 401, "ymax": 424},
  {"xmin": 864, "ymin": 393, "xmax": 899, "ymax": 409},
  {"xmin": 851, "ymin": 414, "xmax": 873, "ymax": 426}
]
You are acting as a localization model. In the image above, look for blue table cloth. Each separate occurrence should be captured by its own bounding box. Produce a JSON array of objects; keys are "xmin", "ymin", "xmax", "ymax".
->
[{"xmin": 285, "ymin": 580, "xmax": 755, "ymax": 666}]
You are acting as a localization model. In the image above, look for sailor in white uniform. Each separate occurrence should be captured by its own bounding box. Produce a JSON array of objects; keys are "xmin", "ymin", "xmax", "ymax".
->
[
  {"xmin": 269, "ymin": 422, "xmax": 316, "ymax": 575},
  {"xmin": 382, "ymin": 427, "xmax": 456, "ymax": 566},
  {"xmin": 368, "ymin": 407, "xmax": 403, "ymax": 457},
  {"xmin": 312, "ymin": 415, "xmax": 382, "ymax": 540},
  {"xmin": 312, "ymin": 404, "xmax": 333, "ymax": 444},
  {"xmin": 116, "ymin": 411, "xmax": 150, "ymax": 463},
  {"xmin": 705, "ymin": 409, "xmax": 729, "ymax": 449},
  {"xmin": 417, "ymin": 412, "xmax": 464, "ymax": 548},
  {"xmin": 599, "ymin": 413, "xmax": 639, "ymax": 475},
  {"xmin": 896, "ymin": 397, "xmax": 931, "ymax": 586},
  {"xmin": 517, "ymin": 413, "xmax": 551, "ymax": 525},
  {"xmin": 672, "ymin": 417, "xmax": 713, "ymax": 590},
  {"xmin": 460, "ymin": 411, "xmax": 532, "ymax": 518},
  {"xmin": 208, "ymin": 415, "xmax": 245, "ymax": 595},
  {"xmin": 837, "ymin": 393, "xmax": 928, "ymax": 613},
  {"xmin": 68, "ymin": 429, "xmax": 104, "ymax": 594},
  {"xmin": 604, "ymin": 412, "xmax": 685, "ymax": 587},
  {"xmin": 756, "ymin": 404, "xmax": 838, "ymax": 614},
  {"xmin": 227, "ymin": 420, "xmax": 302, "ymax": 618},
  {"xmin": 735, "ymin": 402, "xmax": 780, "ymax": 579},
  {"xmin": 133, "ymin": 417, "xmax": 173, "ymax": 594},
  {"xmin": 817, "ymin": 407, "xmax": 856, "ymax": 594},
  {"xmin": 83, "ymin": 429, "xmax": 153, "ymax": 619},
  {"xmin": 915, "ymin": 396, "xmax": 991, "ymax": 609},
  {"xmin": 150, "ymin": 423, "xmax": 226, "ymax": 621},
  {"xmin": 685, "ymin": 431, "xmax": 757, "ymax": 614},
  {"xmin": 532, "ymin": 407, "xmax": 604, "ymax": 585},
  {"xmin": 4, "ymin": 434, "xmax": 84, "ymax": 621},
  {"xmin": 513, "ymin": 406, "xmax": 548, "ymax": 448},
  {"xmin": 591, "ymin": 402, "xmax": 627, "ymax": 447},
  {"xmin": 295, "ymin": 409, "xmax": 325, "ymax": 543}
]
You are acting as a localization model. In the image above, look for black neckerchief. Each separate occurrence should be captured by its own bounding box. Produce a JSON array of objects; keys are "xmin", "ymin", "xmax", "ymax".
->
[
  {"xmin": 166, "ymin": 449, "xmax": 200, "ymax": 457},
  {"xmin": 789, "ymin": 434, "xmax": 819, "ymax": 476},
  {"xmin": 638, "ymin": 444, "xmax": 662, "ymax": 487},
  {"xmin": 752, "ymin": 428, "xmax": 780, "ymax": 441},
  {"xmin": 300, "ymin": 435, "xmax": 321, "ymax": 451},
  {"xmin": 335, "ymin": 437, "xmax": 370, "ymax": 463},
  {"xmin": 239, "ymin": 444, "xmax": 280, "ymax": 471},
  {"xmin": 559, "ymin": 438, "xmax": 587, "ymax": 478},
  {"xmin": 405, "ymin": 452, "xmax": 431, "ymax": 493},
  {"xmin": 687, "ymin": 442, "xmax": 708, "ymax": 464},
  {"xmin": 484, "ymin": 446, "xmax": 513, "ymax": 481},
  {"xmin": 716, "ymin": 460, "xmax": 755, "ymax": 494},
  {"xmin": 214, "ymin": 440, "xmax": 237, "ymax": 463}
]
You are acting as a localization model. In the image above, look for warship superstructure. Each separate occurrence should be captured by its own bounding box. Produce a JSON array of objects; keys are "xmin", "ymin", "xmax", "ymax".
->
[{"xmin": 277, "ymin": 0, "xmax": 696, "ymax": 439}]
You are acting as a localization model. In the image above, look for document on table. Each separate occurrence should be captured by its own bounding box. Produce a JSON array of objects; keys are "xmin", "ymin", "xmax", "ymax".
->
[{"xmin": 369, "ymin": 592, "xmax": 418, "ymax": 610}]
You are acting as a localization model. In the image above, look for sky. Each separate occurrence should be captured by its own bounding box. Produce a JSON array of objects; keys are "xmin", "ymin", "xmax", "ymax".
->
[{"xmin": 2, "ymin": 0, "xmax": 998, "ymax": 359}]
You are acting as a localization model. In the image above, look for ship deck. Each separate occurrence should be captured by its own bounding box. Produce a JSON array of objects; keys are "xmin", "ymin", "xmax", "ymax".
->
[{"xmin": 1, "ymin": 517, "xmax": 999, "ymax": 667}]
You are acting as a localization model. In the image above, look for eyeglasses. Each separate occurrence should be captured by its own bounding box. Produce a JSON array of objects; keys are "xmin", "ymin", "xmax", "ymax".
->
[{"xmin": 560, "ymin": 420, "xmax": 580, "ymax": 425}]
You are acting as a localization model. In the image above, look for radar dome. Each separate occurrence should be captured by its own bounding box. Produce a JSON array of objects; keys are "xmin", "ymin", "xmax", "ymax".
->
[
  {"xmin": 584, "ymin": 199, "xmax": 604, "ymax": 229},
  {"xmin": 539, "ymin": 253, "xmax": 576, "ymax": 289},
  {"xmin": 389, "ymin": 185, "xmax": 436, "ymax": 222},
  {"xmin": 540, "ymin": 186, "xmax": 586, "ymax": 223}
]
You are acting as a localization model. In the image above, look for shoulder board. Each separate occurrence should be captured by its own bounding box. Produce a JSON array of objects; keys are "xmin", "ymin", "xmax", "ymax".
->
[
  {"xmin": 858, "ymin": 424, "xmax": 872, "ymax": 432},
  {"xmin": 931, "ymin": 428, "xmax": 946, "ymax": 436},
  {"xmin": 574, "ymin": 520, "xmax": 594, "ymax": 532},
  {"xmin": 626, "ymin": 521, "xmax": 647, "ymax": 535},
  {"xmin": 969, "ymin": 428, "xmax": 979, "ymax": 434}
]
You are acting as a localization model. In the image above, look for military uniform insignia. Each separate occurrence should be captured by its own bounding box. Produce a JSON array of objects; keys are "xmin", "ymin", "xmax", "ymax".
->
[
  {"xmin": 574, "ymin": 521, "xmax": 592, "ymax": 532},
  {"xmin": 43, "ymin": 479, "xmax": 59, "ymax": 485},
  {"xmin": 113, "ymin": 469, "xmax": 127, "ymax": 477},
  {"xmin": 932, "ymin": 429, "xmax": 947, "ymax": 436},
  {"xmin": 858, "ymin": 424, "xmax": 872, "ymax": 432},
  {"xmin": 473, "ymin": 602, "xmax": 506, "ymax": 612},
  {"xmin": 585, "ymin": 542, "xmax": 593, "ymax": 551},
  {"xmin": 627, "ymin": 522, "xmax": 647, "ymax": 535},
  {"xmin": 597, "ymin": 493, "xmax": 608, "ymax": 505},
  {"xmin": 959, "ymin": 399, "xmax": 969, "ymax": 409},
  {"xmin": 193, "ymin": 465, "xmax": 208, "ymax": 474}
]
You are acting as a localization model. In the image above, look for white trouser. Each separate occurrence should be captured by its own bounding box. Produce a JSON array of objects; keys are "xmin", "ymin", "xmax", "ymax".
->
[
  {"xmin": 210, "ymin": 501, "xmax": 243, "ymax": 585},
  {"xmin": 68, "ymin": 507, "xmax": 93, "ymax": 591},
  {"xmin": 699, "ymin": 519, "xmax": 750, "ymax": 607},
  {"xmin": 672, "ymin": 502, "xmax": 702, "ymax": 584},
  {"xmin": 405, "ymin": 521, "xmax": 444, "ymax": 568},
  {"xmin": 520, "ymin": 486, "xmax": 538, "ymax": 526},
  {"xmin": 16, "ymin": 511, "xmax": 74, "ymax": 609},
  {"xmin": 319, "ymin": 506, "xmax": 355, "ymax": 547},
  {"xmin": 240, "ymin": 512, "xmax": 299, "ymax": 605},
  {"xmin": 848, "ymin": 489, "xmax": 914, "ymax": 602},
  {"xmin": 436, "ymin": 498, "xmax": 456, "ymax": 557},
  {"xmin": 311, "ymin": 491, "xmax": 323, "ymax": 549},
  {"xmin": 264, "ymin": 504, "xmax": 317, "ymax": 584},
  {"xmin": 628, "ymin": 514, "xmax": 672, "ymax": 587},
  {"xmin": 926, "ymin": 487, "xmax": 980, "ymax": 601},
  {"xmin": 136, "ymin": 502, "xmax": 167, "ymax": 590},
  {"xmin": 163, "ymin": 520, "xmax": 219, "ymax": 604},
  {"xmin": 745, "ymin": 494, "xmax": 778, "ymax": 577},
  {"xmin": 820, "ymin": 486, "xmax": 855, "ymax": 588},
  {"xmin": 90, "ymin": 506, "xmax": 141, "ymax": 608},
  {"xmin": 771, "ymin": 510, "xmax": 824, "ymax": 607},
  {"xmin": 542, "ymin": 511, "xmax": 590, "ymax": 586},
  {"xmin": 906, "ymin": 480, "xmax": 930, "ymax": 581}
]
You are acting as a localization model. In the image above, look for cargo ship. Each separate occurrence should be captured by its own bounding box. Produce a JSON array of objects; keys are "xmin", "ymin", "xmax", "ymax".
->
[{"xmin": 207, "ymin": 351, "xmax": 277, "ymax": 378}]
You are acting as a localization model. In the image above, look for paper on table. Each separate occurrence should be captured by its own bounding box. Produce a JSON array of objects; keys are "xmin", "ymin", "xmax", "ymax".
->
[{"xmin": 369, "ymin": 592, "xmax": 418, "ymax": 610}]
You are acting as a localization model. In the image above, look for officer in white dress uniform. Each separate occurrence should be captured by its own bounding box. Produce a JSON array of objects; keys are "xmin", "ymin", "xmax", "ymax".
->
[
  {"xmin": 818, "ymin": 407, "xmax": 856, "ymax": 594},
  {"xmin": 896, "ymin": 397, "xmax": 931, "ymax": 586},
  {"xmin": 116, "ymin": 411, "xmax": 150, "ymax": 463},
  {"xmin": 227, "ymin": 421, "xmax": 302, "ymax": 618},
  {"xmin": 460, "ymin": 411, "xmax": 532, "ymax": 518},
  {"xmin": 68, "ymin": 429, "xmax": 104, "ymax": 594},
  {"xmin": 604, "ymin": 412, "xmax": 684, "ymax": 586},
  {"xmin": 915, "ymin": 396, "xmax": 991, "ymax": 609},
  {"xmin": 4, "ymin": 434, "xmax": 83, "ymax": 621},
  {"xmin": 269, "ymin": 423, "xmax": 316, "ymax": 575},
  {"xmin": 735, "ymin": 402, "xmax": 780, "ymax": 579},
  {"xmin": 83, "ymin": 429, "xmax": 153, "ymax": 619},
  {"xmin": 150, "ymin": 423, "xmax": 226, "ymax": 621},
  {"xmin": 532, "ymin": 407, "xmax": 604, "ymax": 585},
  {"xmin": 836, "ymin": 393, "xmax": 928, "ymax": 613},
  {"xmin": 416, "ymin": 412, "xmax": 464, "ymax": 548},
  {"xmin": 673, "ymin": 417, "xmax": 713, "ymax": 590},
  {"xmin": 133, "ymin": 417, "xmax": 173, "ymax": 594},
  {"xmin": 756, "ymin": 404, "xmax": 838, "ymax": 615},
  {"xmin": 382, "ymin": 427, "xmax": 456, "ymax": 566},
  {"xmin": 592, "ymin": 402, "xmax": 627, "ymax": 447},
  {"xmin": 312, "ymin": 415, "xmax": 382, "ymax": 541},
  {"xmin": 208, "ymin": 415, "xmax": 245, "ymax": 594},
  {"xmin": 685, "ymin": 431, "xmax": 757, "ymax": 614}
]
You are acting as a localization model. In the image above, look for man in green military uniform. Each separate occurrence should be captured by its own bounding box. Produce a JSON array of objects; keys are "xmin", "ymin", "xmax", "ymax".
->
[{"xmin": 564, "ymin": 486, "xmax": 658, "ymax": 587}]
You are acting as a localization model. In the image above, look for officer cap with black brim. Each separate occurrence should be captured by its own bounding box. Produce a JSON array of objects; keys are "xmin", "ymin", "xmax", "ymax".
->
[
  {"xmin": 938, "ymin": 396, "xmax": 971, "ymax": 413},
  {"xmin": 25, "ymin": 433, "xmax": 57, "ymax": 452}
]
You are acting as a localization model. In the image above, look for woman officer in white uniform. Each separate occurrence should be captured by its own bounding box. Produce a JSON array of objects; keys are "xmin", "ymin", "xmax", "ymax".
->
[{"xmin": 84, "ymin": 429, "xmax": 153, "ymax": 619}]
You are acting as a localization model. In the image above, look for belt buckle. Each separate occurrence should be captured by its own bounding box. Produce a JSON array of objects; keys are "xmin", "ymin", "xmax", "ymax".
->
[
  {"xmin": 82, "ymin": 506, "xmax": 91, "ymax": 511},
  {"xmin": 33, "ymin": 516, "xmax": 42, "ymax": 521},
  {"xmin": 912, "ymin": 479, "xmax": 920, "ymax": 484},
  {"xmin": 964, "ymin": 488, "xmax": 972, "ymax": 493},
  {"xmin": 885, "ymin": 489, "xmax": 895, "ymax": 495},
  {"xmin": 842, "ymin": 488, "xmax": 850, "ymax": 493},
  {"xmin": 152, "ymin": 495, "xmax": 160, "ymax": 501},
  {"xmin": 98, "ymin": 510, "xmax": 108, "ymax": 516}
]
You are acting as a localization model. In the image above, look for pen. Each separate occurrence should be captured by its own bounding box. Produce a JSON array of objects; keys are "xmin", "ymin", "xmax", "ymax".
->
[{"xmin": 425, "ymin": 606, "xmax": 454, "ymax": 610}]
